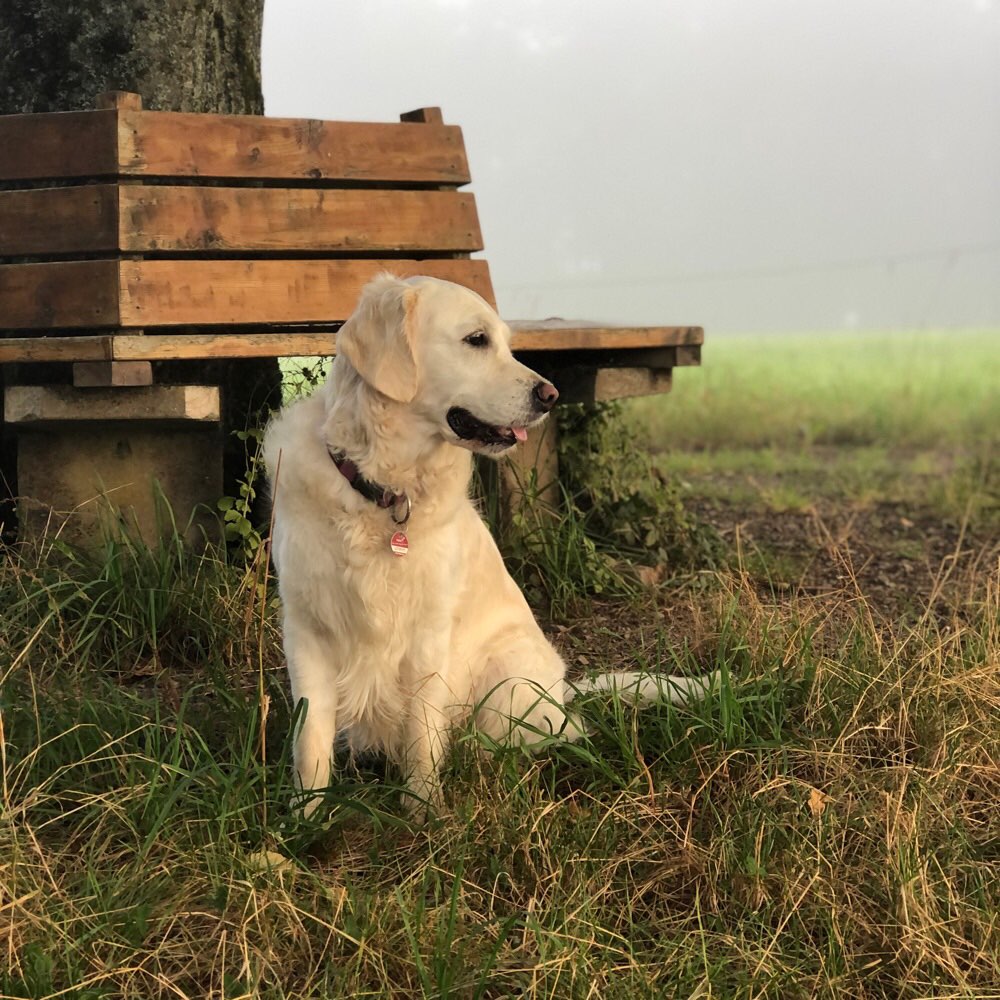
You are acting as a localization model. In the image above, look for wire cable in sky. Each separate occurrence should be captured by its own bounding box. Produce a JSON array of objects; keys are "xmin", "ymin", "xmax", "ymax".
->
[{"xmin": 497, "ymin": 242, "xmax": 1000, "ymax": 292}]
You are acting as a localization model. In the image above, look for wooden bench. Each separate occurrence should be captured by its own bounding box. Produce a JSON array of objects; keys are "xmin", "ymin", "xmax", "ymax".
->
[{"xmin": 0, "ymin": 91, "xmax": 703, "ymax": 541}]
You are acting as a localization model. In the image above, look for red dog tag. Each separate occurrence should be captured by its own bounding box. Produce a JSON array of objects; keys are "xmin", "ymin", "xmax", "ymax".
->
[{"xmin": 389, "ymin": 531, "xmax": 409, "ymax": 557}]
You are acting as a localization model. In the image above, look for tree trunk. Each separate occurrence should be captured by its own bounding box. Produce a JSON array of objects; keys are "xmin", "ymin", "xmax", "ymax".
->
[
  {"xmin": 0, "ymin": 0, "xmax": 264, "ymax": 115},
  {"xmin": 0, "ymin": 0, "xmax": 280, "ymax": 534}
]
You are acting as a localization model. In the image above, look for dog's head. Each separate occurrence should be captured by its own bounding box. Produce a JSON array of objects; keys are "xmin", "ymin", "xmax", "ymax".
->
[{"xmin": 335, "ymin": 275, "xmax": 558, "ymax": 456}]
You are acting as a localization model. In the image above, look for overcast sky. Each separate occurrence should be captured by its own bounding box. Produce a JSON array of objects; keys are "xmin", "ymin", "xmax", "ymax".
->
[{"xmin": 262, "ymin": 0, "xmax": 1000, "ymax": 331}]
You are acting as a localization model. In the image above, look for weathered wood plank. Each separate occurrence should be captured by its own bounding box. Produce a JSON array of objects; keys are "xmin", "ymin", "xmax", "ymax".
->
[
  {"xmin": 96, "ymin": 91, "xmax": 143, "ymax": 111},
  {"xmin": 117, "ymin": 186, "xmax": 483, "ymax": 253},
  {"xmin": 72, "ymin": 361, "xmax": 153, "ymax": 387},
  {"xmin": 0, "ymin": 109, "xmax": 118, "ymax": 181},
  {"xmin": 0, "ymin": 336, "xmax": 114, "ymax": 363},
  {"xmin": 112, "ymin": 332, "xmax": 337, "ymax": 360},
  {"xmin": 508, "ymin": 321, "xmax": 704, "ymax": 350},
  {"xmin": 0, "ymin": 185, "xmax": 119, "ymax": 256},
  {"xmin": 117, "ymin": 259, "xmax": 495, "ymax": 326},
  {"xmin": 0, "ymin": 332, "xmax": 698, "ymax": 366},
  {"xmin": 400, "ymin": 108, "xmax": 444, "ymax": 125},
  {"xmin": 0, "ymin": 185, "xmax": 482, "ymax": 256},
  {"xmin": 552, "ymin": 367, "xmax": 673, "ymax": 405},
  {"xmin": 4, "ymin": 384, "xmax": 220, "ymax": 423},
  {"xmin": 117, "ymin": 111, "xmax": 472, "ymax": 184},
  {"xmin": 0, "ymin": 333, "xmax": 315, "ymax": 364},
  {"xmin": 112, "ymin": 335, "xmax": 698, "ymax": 366},
  {"xmin": 0, "ymin": 260, "xmax": 120, "ymax": 329},
  {"xmin": 521, "ymin": 345, "xmax": 700, "ymax": 371}
]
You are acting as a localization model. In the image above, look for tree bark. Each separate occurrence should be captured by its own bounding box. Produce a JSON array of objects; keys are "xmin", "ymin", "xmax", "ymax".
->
[
  {"xmin": 0, "ymin": 0, "xmax": 280, "ymax": 532},
  {"xmin": 0, "ymin": 0, "xmax": 264, "ymax": 115}
]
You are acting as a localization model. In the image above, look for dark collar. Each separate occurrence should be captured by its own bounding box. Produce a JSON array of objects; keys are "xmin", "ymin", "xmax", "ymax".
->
[{"xmin": 327, "ymin": 448, "xmax": 404, "ymax": 510}]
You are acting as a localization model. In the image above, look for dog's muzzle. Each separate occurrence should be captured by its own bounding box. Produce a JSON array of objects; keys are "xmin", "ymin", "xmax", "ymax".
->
[{"xmin": 446, "ymin": 407, "xmax": 529, "ymax": 448}]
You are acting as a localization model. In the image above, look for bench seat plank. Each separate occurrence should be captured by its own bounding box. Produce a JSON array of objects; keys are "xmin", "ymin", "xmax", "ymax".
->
[
  {"xmin": 507, "ymin": 320, "xmax": 702, "ymax": 350},
  {"xmin": 0, "ymin": 329, "xmax": 702, "ymax": 365}
]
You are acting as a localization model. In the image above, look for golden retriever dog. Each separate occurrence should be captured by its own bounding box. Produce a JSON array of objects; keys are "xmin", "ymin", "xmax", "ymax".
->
[{"xmin": 263, "ymin": 275, "xmax": 711, "ymax": 816}]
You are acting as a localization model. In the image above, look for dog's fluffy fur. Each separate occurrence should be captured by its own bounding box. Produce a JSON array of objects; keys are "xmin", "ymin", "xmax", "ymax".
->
[{"xmin": 263, "ymin": 275, "xmax": 710, "ymax": 815}]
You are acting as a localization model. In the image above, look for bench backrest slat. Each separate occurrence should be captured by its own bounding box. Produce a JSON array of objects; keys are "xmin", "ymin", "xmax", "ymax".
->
[
  {"xmin": 1, "ymin": 258, "xmax": 494, "ymax": 329},
  {"xmin": 0, "ymin": 109, "xmax": 471, "ymax": 185},
  {"xmin": 0, "ymin": 186, "xmax": 484, "ymax": 257}
]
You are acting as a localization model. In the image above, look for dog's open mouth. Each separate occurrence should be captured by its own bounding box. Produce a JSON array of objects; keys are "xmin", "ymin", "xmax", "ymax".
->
[{"xmin": 446, "ymin": 407, "xmax": 529, "ymax": 449}]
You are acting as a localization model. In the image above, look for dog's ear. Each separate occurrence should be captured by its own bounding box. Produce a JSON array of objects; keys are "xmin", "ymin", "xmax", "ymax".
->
[{"xmin": 336, "ymin": 276, "xmax": 419, "ymax": 402}]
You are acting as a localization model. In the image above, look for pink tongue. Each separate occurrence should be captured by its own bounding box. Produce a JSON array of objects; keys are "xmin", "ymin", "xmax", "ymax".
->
[{"xmin": 512, "ymin": 426, "xmax": 528, "ymax": 442}]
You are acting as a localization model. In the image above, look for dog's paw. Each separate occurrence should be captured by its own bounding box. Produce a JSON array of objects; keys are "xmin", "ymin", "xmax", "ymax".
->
[{"xmin": 400, "ymin": 775, "xmax": 446, "ymax": 825}]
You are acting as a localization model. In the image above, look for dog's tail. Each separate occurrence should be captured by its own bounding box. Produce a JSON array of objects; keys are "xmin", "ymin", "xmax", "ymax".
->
[{"xmin": 568, "ymin": 670, "xmax": 718, "ymax": 707}]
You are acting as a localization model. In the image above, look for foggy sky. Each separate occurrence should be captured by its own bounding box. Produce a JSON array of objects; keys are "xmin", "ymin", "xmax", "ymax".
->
[{"xmin": 262, "ymin": 0, "xmax": 1000, "ymax": 331}]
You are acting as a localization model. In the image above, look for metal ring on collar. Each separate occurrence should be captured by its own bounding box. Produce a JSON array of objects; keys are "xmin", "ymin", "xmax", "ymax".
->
[{"xmin": 391, "ymin": 493, "xmax": 411, "ymax": 526}]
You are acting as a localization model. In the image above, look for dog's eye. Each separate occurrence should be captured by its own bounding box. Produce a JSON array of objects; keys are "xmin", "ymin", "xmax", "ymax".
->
[{"xmin": 463, "ymin": 331, "xmax": 489, "ymax": 348}]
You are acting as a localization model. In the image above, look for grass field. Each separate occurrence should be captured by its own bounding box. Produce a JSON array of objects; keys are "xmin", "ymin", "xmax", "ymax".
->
[
  {"xmin": 633, "ymin": 329, "xmax": 999, "ymax": 452},
  {"xmin": 2, "ymin": 329, "xmax": 998, "ymax": 998}
]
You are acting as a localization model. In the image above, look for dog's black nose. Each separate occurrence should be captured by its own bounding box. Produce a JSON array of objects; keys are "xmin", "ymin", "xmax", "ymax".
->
[{"xmin": 532, "ymin": 381, "xmax": 559, "ymax": 412}]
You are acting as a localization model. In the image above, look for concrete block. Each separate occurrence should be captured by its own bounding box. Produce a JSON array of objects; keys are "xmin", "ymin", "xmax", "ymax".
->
[
  {"xmin": 5, "ymin": 384, "xmax": 220, "ymax": 424},
  {"xmin": 16, "ymin": 422, "xmax": 223, "ymax": 545}
]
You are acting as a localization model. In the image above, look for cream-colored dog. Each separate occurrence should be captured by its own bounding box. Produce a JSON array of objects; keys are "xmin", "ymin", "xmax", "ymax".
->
[{"xmin": 263, "ymin": 275, "xmax": 710, "ymax": 816}]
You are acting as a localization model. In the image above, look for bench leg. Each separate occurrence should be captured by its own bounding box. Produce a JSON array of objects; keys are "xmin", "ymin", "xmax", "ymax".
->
[
  {"xmin": 499, "ymin": 417, "xmax": 561, "ymax": 518},
  {"xmin": 15, "ymin": 423, "xmax": 222, "ymax": 546}
]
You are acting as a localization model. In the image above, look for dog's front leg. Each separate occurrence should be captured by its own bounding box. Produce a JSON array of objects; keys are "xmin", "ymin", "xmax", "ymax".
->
[
  {"xmin": 284, "ymin": 617, "xmax": 338, "ymax": 818},
  {"xmin": 400, "ymin": 656, "xmax": 454, "ymax": 820}
]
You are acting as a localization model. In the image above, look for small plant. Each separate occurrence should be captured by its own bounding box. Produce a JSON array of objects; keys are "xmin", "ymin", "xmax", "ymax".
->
[
  {"xmin": 218, "ymin": 426, "xmax": 267, "ymax": 560},
  {"xmin": 280, "ymin": 356, "xmax": 329, "ymax": 401},
  {"xmin": 475, "ymin": 402, "xmax": 724, "ymax": 614},
  {"xmin": 2, "ymin": 527, "xmax": 274, "ymax": 687},
  {"xmin": 556, "ymin": 400, "xmax": 725, "ymax": 573},
  {"xmin": 217, "ymin": 359, "xmax": 329, "ymax": 562},
  {"xmin": 500, "ymin": 475, "xmax": 632, "ymax": 616}
]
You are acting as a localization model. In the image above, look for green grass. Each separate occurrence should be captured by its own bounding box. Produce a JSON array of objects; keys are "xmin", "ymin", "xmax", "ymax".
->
[
  {"xmin": 653, "ymin": 444, "xmax": 995, "ymax": 524},
  {"xmin": 2, "ymin": 328, "xmax": 998, "ymax": 998},
  {"xmin": 628, "ymin": 329, "xmax": 999, "ymax": 530},
  {"xmin": 630, "ymin": 328, "xmax": 1000, "ymax": 452}
]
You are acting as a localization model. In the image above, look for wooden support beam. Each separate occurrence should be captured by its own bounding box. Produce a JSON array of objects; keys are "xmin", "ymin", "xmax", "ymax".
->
[
  {"xmin": 73, "ymin": 361, "xmax": 153, "ymax": 387},
  {"xmin": 508, "ymin": 321, "xmax": 703, "ymax": 350},
  {"xmin": 95, "ymin": 91, "xmax": 143, "ymax": 111},
  {"xmin": 553, "ymin": 367, "xmax": 673, "ymax": 404},
  {"xmin": 110, "ymin": 332, "xmax": 336, "ymax": 360},
  {"xmin": 400, "ymin": 107, "xmax": 444, "ymax": 125},
  {"xmin": 0, "ymin": 335, "xmax": 114, "ymax": 364},
  {"xmin": 523, "ymin": 344, "xmax": 700, "ymax": 372}
]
